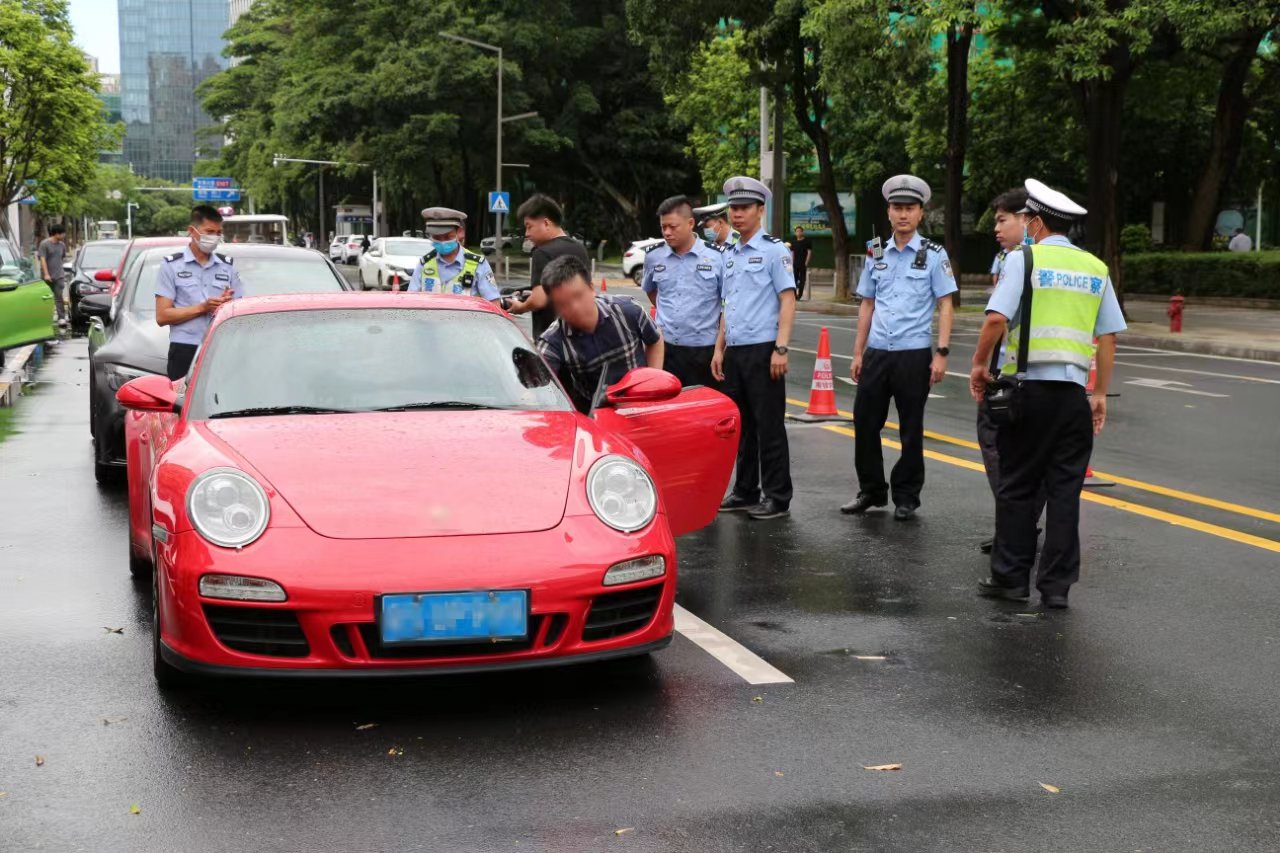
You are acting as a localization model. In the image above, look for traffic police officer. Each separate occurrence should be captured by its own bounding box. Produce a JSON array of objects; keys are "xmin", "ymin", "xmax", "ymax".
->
[
  {"xmin": 642, "ymin": 195, "xmax": 724, "ymax": 388},
  {"xmin": 408, "ymin": 207, "xmax": 501, "ymax": 302},
  {"xmin": 155, "ymin": 205, "xmax": 244, "ymax": 381},
  {"xmin": 694, "ymin": 202, "xmax": 739, "ymax": 248},
  {"xmin": 842, "ymin": 175, "xmax": 956, "ymax": 521},
  {"xmin": 712, "ymin": 176, "xmax": 796, "ymax": 521},
  {"xmin": 969, "ymin": 179, "xmax": 1126, "ymax": 609}
]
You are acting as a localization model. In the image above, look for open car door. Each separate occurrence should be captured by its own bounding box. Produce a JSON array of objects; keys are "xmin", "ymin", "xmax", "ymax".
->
[
  {"xmin": 0, "ymin": 278, "xmax": 55, "ymax": 351},
  {"xmin": 593, "ymin": 369, "xmax": 740, "ymax": 537}
]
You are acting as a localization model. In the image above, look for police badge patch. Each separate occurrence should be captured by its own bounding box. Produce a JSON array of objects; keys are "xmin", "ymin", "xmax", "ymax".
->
[{"xmin": 942, "ymin": 259, "xmax": 954, "ymax": 278}]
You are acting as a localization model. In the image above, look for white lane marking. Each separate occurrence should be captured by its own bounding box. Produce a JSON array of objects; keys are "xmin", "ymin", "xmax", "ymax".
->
[
  {"xmin": 836, "ymin": 376, "xmax": 944, "ymax": 397},
  {"xmin": 1125, "ymin": 378, "xmax": 1230, "ymax": 398},
  {"xmin": 674, "ymin": 605, "xmax": 794, "ymax": 685},
  {"xmin": 794, "ymin": 347, "xmax": 966, "ymax": 385},
  {"xmin": 1116, "ymin": 343, "xmax": 1280, "ymax": 365},
  {"xmin": 1113, "ymin": 361, "xmax": 1280, "ymax": 385}
]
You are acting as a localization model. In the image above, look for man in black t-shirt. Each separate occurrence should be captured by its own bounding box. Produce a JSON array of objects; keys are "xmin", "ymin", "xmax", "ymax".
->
[
  {"xmin": 506, "ymin": 194, "xmax": 590, "ymax": 338},
  {"xmin": 791, "ymin": 226, "xmax": 813, "ymax": 300}
]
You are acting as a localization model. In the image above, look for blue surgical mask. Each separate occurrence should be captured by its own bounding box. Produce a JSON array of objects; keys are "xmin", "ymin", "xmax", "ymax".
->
[
  {"xmin": 703, "ymin": 228, "xmax": 718, "ymax": 241},
  {"xmin": 432, "ymin": 239, "xmax": 459, "ymax": 255},
  {"xmin": 1021, "ymin": 226, "xmax": 1033, "ymax": 246}
]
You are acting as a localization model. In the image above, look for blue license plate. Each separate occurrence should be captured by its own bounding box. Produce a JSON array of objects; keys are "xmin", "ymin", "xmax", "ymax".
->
[{"xmin": 379, "ymin": 590, "xmax": 529, "ymax": 645}]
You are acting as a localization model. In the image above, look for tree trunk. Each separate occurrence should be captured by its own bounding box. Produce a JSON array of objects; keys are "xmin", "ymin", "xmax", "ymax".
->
[
  {"xmin": 1079, "ymin": 65, "xmax": 1131, "ymax": 307},
  {"xmin": 944, "ymin": 20, "xmax": 974, "ymax": 303},
  {"xmin": 1181, "ymin": 29, "xmax": 1267, "ymax": 251}
]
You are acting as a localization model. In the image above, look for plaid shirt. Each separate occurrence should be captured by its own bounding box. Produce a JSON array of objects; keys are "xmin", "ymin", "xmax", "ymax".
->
[{"xmin": 537, "ymin": 295, "xmax": 660, "ymax": 409}]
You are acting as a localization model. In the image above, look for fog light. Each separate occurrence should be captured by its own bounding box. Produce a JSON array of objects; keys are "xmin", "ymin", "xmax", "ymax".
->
[
  {"xmin": 602, "ymin": 555, "xmax": 666, "ymax": 587},
  {"xmin": 199, "ymin": 574, "xmax": 286, "ymax": 602}
]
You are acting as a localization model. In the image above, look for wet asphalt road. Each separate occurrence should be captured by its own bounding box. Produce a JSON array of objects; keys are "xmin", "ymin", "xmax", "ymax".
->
[{"xmin": 2, "ymin": 299, "xmax": 1279, "ymax": 851}]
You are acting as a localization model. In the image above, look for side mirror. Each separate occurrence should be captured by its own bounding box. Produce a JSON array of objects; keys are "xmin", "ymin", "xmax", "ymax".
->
[
  {"xmin": 79, "ymin": 293, "xmax": 113, "ymax": 321},
  {"xmin": 117, "ymin": 374, "xmax": 179, "ymax": 413},
  {"xmin": 606, "ymin": 368, "xmax": 682, "ymax": 405},
  {"xmin": 94, "ymin": 269, "xmax": 116, "ymax": 282}
]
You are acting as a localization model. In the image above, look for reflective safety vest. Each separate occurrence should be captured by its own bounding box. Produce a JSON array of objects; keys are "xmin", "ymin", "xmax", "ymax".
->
[
  {"xmin": 419, "ymin": 249, "xmax": 483, "ymax": 295},
  {"xmin": 1003, "ymin": 244, "xmax": 1108, "ymax": 374}
]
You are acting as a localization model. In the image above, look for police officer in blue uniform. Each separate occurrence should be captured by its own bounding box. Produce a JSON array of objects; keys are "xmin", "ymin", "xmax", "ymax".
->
[
  {"xmin": 842, "ymin": 175, "xmax": 956, "ymax": 521},
  {"xmin": 712, "ymin": 176, "xmax": 796, "ymax": 521},
  {"xmin": 642, "ymin": 195, "xmax": 724, "ymax": 388},
  {"xmin": 407, "ymin": 207, "xmax": 501, "ymax": 302},
  {"xmin": 694, "ymin": 202, "xmax": 739, "ymax": 248},
  {"xmin": 155, "ymin": 205, "xmax": 244, "ymax": 381}
]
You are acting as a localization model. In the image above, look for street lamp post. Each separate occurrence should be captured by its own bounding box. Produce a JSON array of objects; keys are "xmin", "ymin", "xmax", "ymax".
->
[
  {"xmin": 126, "ymin": 202, "xmax": 140, "ymax": 239},
  {"xmin": 442, "ymin": 33, "xmax": 505, "ymax": 263},
  {"xmin": 272, "ymin": 154, "xmax": 379, "ymax": 239}
]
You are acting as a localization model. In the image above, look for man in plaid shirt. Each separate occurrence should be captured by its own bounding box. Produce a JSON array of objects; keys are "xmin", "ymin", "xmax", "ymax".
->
[{"xmin": 535, "ymin": 255, "xmax": 665, "ymax": 413}]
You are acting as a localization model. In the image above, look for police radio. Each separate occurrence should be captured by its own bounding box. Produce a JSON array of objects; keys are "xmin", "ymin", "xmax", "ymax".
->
[{"xmin": 866, "ymin": 236, "xmax": 884, "ymax": 261}]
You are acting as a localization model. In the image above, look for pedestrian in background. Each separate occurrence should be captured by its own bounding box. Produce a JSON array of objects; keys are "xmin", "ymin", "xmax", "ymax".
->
[
  {"xmin": 37, "ymin": 224, "xmax": 69, "ymax": 328},
  {"xmin": 969, "ymin": 179, "xmax": 1126, "ymax": 609},
  {"xmin": 842, "ymin": 175, "xmax": 956, "ymax": 521},
  {"xmin": 713, "ymin": 176, "xmax": 796, "ymax": 521},
  {"xmin": 507, "ymin": 194, "xmax": 590, "ymax": 338},
  {"xmin": 791, "ymin": 226, "xmax": 813, "ymax": 300},
  {"xmin": 642, "ymin": 195, "xmax": 724, "ymax": 388}
]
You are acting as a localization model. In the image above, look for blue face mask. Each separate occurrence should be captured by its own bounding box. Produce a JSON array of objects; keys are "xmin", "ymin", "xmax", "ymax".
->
[
  {"xmin": 433, "ymin": 239, "xmax": 459, "ymax": 255},
  {"xmin": 703, "ymin": 228, "xmax": 718, "ymax": 241}
]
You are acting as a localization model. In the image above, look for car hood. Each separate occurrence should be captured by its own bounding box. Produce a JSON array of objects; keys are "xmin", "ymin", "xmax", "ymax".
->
[
  {"xmin": 200, "ymin": 410, "xmax": 578, "ymax": 539},
  {"xmin": 91, "ymin": 310, "xmax": 169, "ymax": 375}
]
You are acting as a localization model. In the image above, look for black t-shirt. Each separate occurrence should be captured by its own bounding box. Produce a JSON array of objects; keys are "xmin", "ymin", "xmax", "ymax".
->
[
  {"xmin": 791, "ymin": 237, "xmax": 813, "ymax": 272},
  {"xmin": 530, "ymin": 236, "xmax": 590, "ymax": 339}
]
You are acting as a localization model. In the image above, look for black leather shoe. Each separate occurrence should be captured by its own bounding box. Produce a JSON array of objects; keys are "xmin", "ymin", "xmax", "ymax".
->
[
  {"xmin": 840, "ymin": 494, "xmax": 887, "ymax": 515},
  {"xmin": 747, "ymin": 499, "xmax": 790, "ymax": 520},
  {"xmin": 719, "ymin": 494, "xmax": 757, "ymax": 513},
  {"xmin": 893, "ymin": 505, "xmax": 918, "ymax": 521},
  {"xmin": 1042, "ymin": 594, "xmax": 1070, "ymax": 610},
  {"xmin": 976, "ymin": 578, "xmax": 1030, "ymax": 601},
  {"xmin": 979, "ymin": 537, "xmax": 994, "ymax": 554}
]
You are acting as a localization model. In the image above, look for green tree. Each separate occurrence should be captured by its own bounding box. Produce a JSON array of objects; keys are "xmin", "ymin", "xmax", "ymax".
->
[{"xmin": 0, "ymin": 0, "xmax": 112, "ymax": 213}]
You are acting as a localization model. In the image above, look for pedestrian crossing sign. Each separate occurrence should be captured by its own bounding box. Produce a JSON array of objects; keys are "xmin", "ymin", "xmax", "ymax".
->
[{"xmin": 488, "ymin": 191, "xmax": 510, "ymax": 214}]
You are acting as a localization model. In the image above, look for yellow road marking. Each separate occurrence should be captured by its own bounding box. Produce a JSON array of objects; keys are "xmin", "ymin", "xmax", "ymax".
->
[{"xmin": 787, "ymin": 397, "xmax": 1280, "ymax": 525}]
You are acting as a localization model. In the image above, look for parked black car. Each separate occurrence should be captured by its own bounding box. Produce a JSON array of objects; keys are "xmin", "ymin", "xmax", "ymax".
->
[
  {"xmin": 68, "ymin": 239, "xmax": 128, "ymax": 332},
  {"xmin": 81, "ymin": 243, "xmax": 353, "ymax": 484}
]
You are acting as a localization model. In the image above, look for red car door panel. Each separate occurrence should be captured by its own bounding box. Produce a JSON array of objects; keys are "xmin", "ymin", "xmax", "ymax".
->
[{"xmin": 594, "ymin": 386, "xmax": 740, "ymax": 537}]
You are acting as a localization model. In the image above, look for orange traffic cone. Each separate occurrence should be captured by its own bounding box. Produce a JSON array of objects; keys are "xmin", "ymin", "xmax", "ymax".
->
[
  {"xmin": 600, "ymin": 277, "xmax": 608, "ymax": 292},
  {"xmin": 1083, "ymin": 459, "xmax": 1114, "ymax": 488},
  {"xmin": 1086, "ymin": 350, "xmax": 1097, "ymax": 394},
  {"xmin": 650, "ymin": 305, "xmax": 657, "ymax": 320},
  {"xmin": 788, "ymin": 327, "xmax": 847, "ymax": 422}
]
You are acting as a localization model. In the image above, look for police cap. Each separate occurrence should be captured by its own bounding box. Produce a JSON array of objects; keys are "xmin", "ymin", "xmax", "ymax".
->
[
  {"xmin": 420, "ymin": 206, "xmax": 467, "ymax": 235},
  {"xmin": 693, "ymin": 202, "xmax": 729, "ymax": 224},
  {"xmin": 882, "ymin": 174, "xmax": 931, "ymax": 206},
  {"xmin": 1019, "ymin": 178, "xmax": 1087, "ymax": 220},
  {"xmin": 723, "ymin": 176, "xmax": 771, "ymax": 206}
]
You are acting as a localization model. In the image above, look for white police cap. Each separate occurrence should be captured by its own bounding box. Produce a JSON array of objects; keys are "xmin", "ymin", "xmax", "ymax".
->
[
  {"xmin": 420, "ymin": 206, "xmax": 467, "ymax": 235},
  {"xmin": 693, "ymin": 202, "xmax": 729, "ymax": 222},
  {"xmin": 882, "ymin": 174, "xmax": 931, "ymax": 205},
  {"xmin": 1019, "ymin": 179, "xmax": 1087, "ymax": 220},
  {"xmin": 723, "ymin": 176, "xmax": 771, "ymax": 205}
]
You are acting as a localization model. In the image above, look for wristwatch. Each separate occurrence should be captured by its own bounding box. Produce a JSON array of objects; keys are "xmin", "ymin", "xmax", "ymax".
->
[
  {"xmin": 774, "ymin": 345, "xmax": 789, "ymax": 355},
  {"xmin": 936, "ymin": 346, "xmax": 950, "ymax": 357}
]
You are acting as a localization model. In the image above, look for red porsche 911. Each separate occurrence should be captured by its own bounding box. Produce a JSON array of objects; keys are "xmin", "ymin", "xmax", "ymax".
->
[{"xmin": 117, "ymin": 293, "xmax": 740, "ymax": 686}]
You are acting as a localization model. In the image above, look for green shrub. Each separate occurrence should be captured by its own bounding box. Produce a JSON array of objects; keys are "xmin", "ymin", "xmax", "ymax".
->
[
  {"xmin": 1122, "ymin": 251, "xmax": 1280, "ymax": 298},
  {"xmin": 1119, "ymin": 224, "xmax": 1152, "ymax": 254}
]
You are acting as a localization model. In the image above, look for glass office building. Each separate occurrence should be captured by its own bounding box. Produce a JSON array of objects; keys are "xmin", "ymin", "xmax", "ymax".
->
[{"xmin": 118, "ymin": 0, "xmax": 230, "ymax": 183}]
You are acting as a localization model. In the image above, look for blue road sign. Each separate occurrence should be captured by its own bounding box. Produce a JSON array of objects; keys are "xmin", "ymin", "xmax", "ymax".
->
[
  {"xmin": 18, "ymin": 195, "xmax": 36, "ymax": 205},
  {"xmin": 193, "ymin": 177, "xmax": 234, "ymax": 190},
  {"xmin": 488, "ymin": 191, "xmax": 510, "ymax": 214},
  {"xmin": 193, "ymin": 188, "xmax": 242, "ymax": 202}
]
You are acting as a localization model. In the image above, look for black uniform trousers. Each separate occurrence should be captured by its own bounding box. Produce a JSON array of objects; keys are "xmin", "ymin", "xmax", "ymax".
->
[
  {"xmin": 722, "ymin": 342, "xmax": 792, "ymax": 505},
  {"xmin": 166, "ymin": 343, "xmax": 199, "ymax": 381},
  {"xmin": 977, "ymin": 403, "xmax": 1047, "ymax": 567},
  {"xmin": 852, "ymin": 346, "xmax": 932, "ymax": 508},
  {"xmin": 664, "ymin": 343, "xmax": 719, "ymax": 390},
  {"xmin": 992, "ymin": 381, "xmax": 1093, "ymax": 596}
]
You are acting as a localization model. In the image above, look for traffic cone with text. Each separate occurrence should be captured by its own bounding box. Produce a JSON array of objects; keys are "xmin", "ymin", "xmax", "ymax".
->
[{"xmin": 788, "ymin": 327, "xmax": 848, "ymax": 422}]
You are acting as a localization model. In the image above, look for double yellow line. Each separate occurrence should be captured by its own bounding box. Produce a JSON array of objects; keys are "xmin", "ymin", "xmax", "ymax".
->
[{"xmin": 785, "ymin": 398, "xmax": 1280, "ymax": 554}]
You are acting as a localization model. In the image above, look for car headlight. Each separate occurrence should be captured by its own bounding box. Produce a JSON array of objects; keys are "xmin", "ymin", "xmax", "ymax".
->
[
  {"xmin": 587, "ymin": 455, "xmax": 657, "ymax": 533},
  {"xmin": 603, "ymin": 555, "xmax": 666, "ymax": 586},
  {"xmin": 187, "ymin": 468, "xmax": 270, "ymax": 548},
  {"xmin": 199, "ymin": 574, "xmax": 286, "ymax": 601},
  {"xmin": 105, "ymin": 363, "xmax": 151, "ymax": 390}
]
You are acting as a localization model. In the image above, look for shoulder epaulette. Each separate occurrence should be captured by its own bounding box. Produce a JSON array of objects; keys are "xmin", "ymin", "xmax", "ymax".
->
[
  {"xmin": 462, "ymin": 249, "xmax": 483, "ymax": 262},
  {"xmin": 643, "ymin": 241, "xmax": 663, "ymax": 254},
  {"xmin": 920, "ymin": 237, "xmax": 944, "ymax": 252},
  {"xmin": 420, "ymin": 250, "xmax": 438, "ymax": 263},
  {"xmin": 215, "ymin": 252, "xmax": 233, "ymax": 265},
  {"xmin": 702, "ymin": 239, "xmax": 725, "ymax": 253},
  {"xmin": 763, "ymin": 234, "xmax": 784, "ymax": 244},
  {"xmin": 163, "ymin": 251, "xmax": 183, "ymax": 262}
]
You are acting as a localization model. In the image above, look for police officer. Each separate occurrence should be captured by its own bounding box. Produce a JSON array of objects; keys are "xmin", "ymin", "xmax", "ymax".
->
[
  {"xmin": 842, "ymin": 175, "xmax": 956, "ymax": 521},
  {"xmin": 712, "ymin": 176, "xmax": 796, "ymax": 521},
  {"xmin": 969, "ymin": 179, "xmax": 1126, "ymax": 609},
  {"xmin": 694, "ymin": 202, "xmax": 739, "ymax": 248},
  {"xmin": 407, "ymin": 207, "xmax": 501, "ymax": 302},
  {"xmin": 642, "ymin": 195, "xmax": 724, "ymax": 388},
  {"xmin": 155, "ymin": 205, "xmax": 244, "ymax": 381}
]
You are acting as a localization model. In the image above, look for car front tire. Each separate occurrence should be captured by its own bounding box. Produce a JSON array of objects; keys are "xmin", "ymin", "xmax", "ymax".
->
[{"xmin": 630, "ymin": 268, "xmax": 642, "ymax": 285}]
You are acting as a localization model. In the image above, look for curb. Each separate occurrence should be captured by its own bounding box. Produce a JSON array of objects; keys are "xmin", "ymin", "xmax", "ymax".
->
[
  {"xmin": 0, "ymin": 343, "xmax": 45, "ymax": 407},
  {"xmin": 1115, "ymin": 333, "xmax": 1280, "ymax": 362}
]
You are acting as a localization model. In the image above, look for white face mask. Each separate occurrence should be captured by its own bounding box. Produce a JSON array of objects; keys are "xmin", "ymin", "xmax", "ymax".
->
[{"xmin": 192, "ymin": 230, "xmax": 220, "ymax": 253}]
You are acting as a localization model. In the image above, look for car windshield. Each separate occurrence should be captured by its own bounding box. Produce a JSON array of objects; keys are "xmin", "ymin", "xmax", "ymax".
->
[
  {"xmin": 129, "ymin": 251, "xmax": 345, "ymax": 312},
  {"xmin": 384, "ymin": 239, "xmax": 431, "ymax": 256},
  {"xmin": 186, "ymin": 308, "xmax": 569, "ymax": 418},
  {"xmin": 79, "ymin": 243, "xmax": 125, "ymax": 270}
]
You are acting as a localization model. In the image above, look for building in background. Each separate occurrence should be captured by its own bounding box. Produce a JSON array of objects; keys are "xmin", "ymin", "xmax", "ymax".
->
[
  {"xmin": 118, "ymin": 0, "xmax": 230, "ymax": 183},
  {"xmin": 229, "ymin": 0, "xmax": 254, "ymax": 25}
]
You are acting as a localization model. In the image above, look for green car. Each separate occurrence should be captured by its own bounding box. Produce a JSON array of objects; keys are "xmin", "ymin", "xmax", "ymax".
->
[{"xmin": 0, "ymin": 218, "xmax": 56, "ymax": 352}]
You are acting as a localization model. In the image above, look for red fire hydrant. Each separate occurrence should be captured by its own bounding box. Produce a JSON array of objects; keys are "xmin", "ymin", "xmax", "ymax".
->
[{"xmin": 1168, "ymin": 294, "xmax": 1185, "ymax": 333}]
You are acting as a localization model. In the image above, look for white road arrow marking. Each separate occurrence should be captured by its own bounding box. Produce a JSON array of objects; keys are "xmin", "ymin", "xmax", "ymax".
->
[
  {"xmin": 837, "ymin": 375, "xmax": 944, "ymax": 397},
  {"xmin": 1125, "ymin": 378, "xmax": 1229, "ymax": 398}
]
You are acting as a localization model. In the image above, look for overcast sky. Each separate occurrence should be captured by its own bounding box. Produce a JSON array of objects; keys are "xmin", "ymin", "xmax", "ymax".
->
[{"xmin": 69, "ymin": 0, "xmax": 120, "ymax": 74}]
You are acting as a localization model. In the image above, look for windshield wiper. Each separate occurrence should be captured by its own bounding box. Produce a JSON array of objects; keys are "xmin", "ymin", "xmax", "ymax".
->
[
  {"xmin": 210, "ymin": 405, "xmax": 359, "ymax": 419},
  {"xmin": 372, "ymin": 401, "xmax": 506, "ymax": 412}
]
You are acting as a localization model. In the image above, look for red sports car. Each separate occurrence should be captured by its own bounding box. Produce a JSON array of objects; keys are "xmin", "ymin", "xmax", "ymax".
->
[{"xmin": 117, "ymin": 293, "xmax": 740, "ymax": 686}]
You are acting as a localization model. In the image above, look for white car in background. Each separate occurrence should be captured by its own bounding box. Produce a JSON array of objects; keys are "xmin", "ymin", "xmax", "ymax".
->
[
  {"xmin": 358, "ymin": 237, "xmax": 434, "ymax": 290},
  {"xmin": 621, "ymin": 237, "xmax": 663, "ymax": 284},
  {"xmin": 340, "ymin": 235, "xmax": 368, "ymax": 265},
  {"xmin": 329, "ymin": 235, "xmax": 350, "ymax": 262}
]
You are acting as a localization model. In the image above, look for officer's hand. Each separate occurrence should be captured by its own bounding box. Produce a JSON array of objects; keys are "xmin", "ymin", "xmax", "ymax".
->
[
  {"xmin": 770, "ymin": 350, "xmax": 788, "ymax": 380},
  {"xmin": 851, "ymin": 354, "xmax": 863, "ymax": 383},
  {"xmin": 969, "ymin": 365, "xmax": 993, "ymax": 402},
  {"xmin": 930, "ymin": 353, "xmax": 947, "ymax": 386},
  {"xmin": 710, "ymin": 348, "xmax": 725, "ymax": 383},
  {"xmin": 1091, "ymin": 397, "xmax": 1107, "ymax": 435}
]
